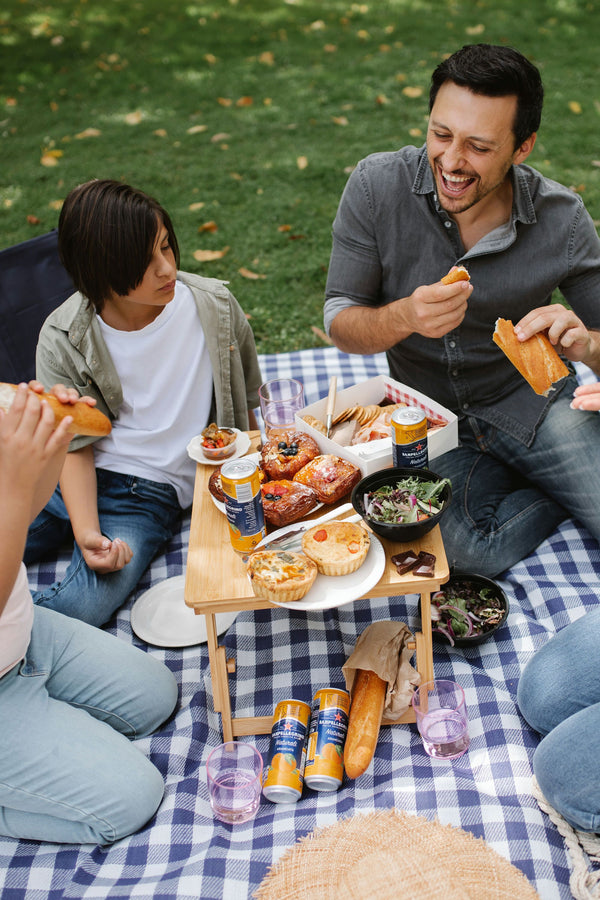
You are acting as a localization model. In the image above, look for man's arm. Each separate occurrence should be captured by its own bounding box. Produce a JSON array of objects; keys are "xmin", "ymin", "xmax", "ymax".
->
[
  {"xmin": 329, "ymin": 278, "xmax": 473, "ymax": 355},
  {"xmin": 59, "ymin": 445, "xmax": 133, "ymax": 574}
]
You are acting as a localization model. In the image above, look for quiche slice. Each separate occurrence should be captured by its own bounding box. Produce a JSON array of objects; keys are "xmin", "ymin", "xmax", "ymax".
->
[
  {"xmin": 301, "ymin": 520, "xmax": 370, "ymax": 576},
  {"xmin": 247, "ymin": 550, "xmax": 318, "ymax": 603}
]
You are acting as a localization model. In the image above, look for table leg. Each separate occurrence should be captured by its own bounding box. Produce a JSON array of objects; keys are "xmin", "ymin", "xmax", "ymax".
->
[
  {"xmin": 203, "ymin": 612, "xmax": 234, "ymax": 741},
  {"xmin": 415, "ymin": 589, "xmax": 434, "ymax": 685}
]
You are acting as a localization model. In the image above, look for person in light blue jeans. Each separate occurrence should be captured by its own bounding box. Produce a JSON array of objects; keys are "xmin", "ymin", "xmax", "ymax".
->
[
  {"xmin": 1, "ymin": 383, "xmax": 177, "ymax": 844},
  {"xmin": 517, "ymin": 608, "xmax": 600, "ymax": 833}
]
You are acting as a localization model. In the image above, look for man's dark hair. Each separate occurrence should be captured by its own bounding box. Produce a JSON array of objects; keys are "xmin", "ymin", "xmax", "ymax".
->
[
  {"xmin": 429, "ymin": 44, "xmax": 544, "ymax": 148},
  {"xmin": 58, "ymin": 179, "xmax": 180, "ymax": 312}
]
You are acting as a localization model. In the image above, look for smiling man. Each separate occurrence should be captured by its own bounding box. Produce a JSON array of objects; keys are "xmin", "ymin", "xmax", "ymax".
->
[{"xmin": 324, "ymin": 44, "xmax": 600, "ymax": 576}]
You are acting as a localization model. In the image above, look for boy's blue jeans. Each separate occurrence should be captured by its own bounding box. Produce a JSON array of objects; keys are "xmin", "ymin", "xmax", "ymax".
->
[
  {"xmin": 0, "ymin": 606, "xmax": 178, "ymax": 844},
  {"xmin": 25, "ymin": 469, "xmax": 183, "ymax": 627},
  {"xmin": 433, "ymin": 376, "xmax": 600, "ymax": 577},
  {"xmin": 517, "ymin": 607, "xmax": 600, "ymax": 833}
]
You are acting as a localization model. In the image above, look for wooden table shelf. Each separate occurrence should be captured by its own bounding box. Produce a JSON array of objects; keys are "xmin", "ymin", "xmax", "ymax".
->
[{"xmin": 184, "ymin": 432, "xmax": 449, "ymax": 741}]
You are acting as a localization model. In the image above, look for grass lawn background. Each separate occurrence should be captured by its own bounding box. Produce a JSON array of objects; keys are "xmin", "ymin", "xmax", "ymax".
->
[{"xmin": 1, "ymin": 0, "xmax": 599, "ymax": 354}]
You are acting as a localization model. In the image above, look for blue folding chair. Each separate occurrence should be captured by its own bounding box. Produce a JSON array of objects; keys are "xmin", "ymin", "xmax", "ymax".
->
[{"xmin": 0, "ymin": 230, "xmax": 75, "ymax": 383}]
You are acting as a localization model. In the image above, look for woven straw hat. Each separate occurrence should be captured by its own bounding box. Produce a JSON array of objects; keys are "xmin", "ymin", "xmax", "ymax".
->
[{"xmin": 254, "ymin": 809, "xmax": 540, "ymax": 900}]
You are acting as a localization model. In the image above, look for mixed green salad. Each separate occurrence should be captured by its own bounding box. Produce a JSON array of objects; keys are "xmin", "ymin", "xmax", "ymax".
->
[
  {"xmin": 363, "ymin": 475, "xmax": 451, "ymax": 525},
  {"xmin": 430, "ymin": 580, "xmax": 506, "ymax": 645}
]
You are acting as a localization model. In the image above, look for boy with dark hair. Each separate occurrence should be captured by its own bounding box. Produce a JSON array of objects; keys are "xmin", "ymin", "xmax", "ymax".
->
[{"xmin": 26, "ymin": 179, "xmax": 262, "ymax": 626}]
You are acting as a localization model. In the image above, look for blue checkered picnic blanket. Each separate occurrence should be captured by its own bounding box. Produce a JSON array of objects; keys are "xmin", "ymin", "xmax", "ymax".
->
[{"xmin": 1, "ymin": 348, "xmax": 598, "ymax": 900}]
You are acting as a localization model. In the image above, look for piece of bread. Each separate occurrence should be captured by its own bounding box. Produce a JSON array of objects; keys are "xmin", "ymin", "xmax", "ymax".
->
[
  {"xmin": 247, "ymin": 550, "xmax": 318, "ymax": 603},
  {"xmin": 261, "ymin": 479, "xmax": 319, "ymax": 528},
  {"xmin": 261, "ymin": 430, "xmax": 320, "ymax": 480},
  {"xmin": 0, "ymin": 382, "xmax": 111, "ymax": 436},
  {"xmin": 492, "ymin": 318, "xmax": 569, "ymax": 396},
  {"xmin": 441, "ymin": 265, "xmax": 470, "ymax": 285},
  {"xmin": 293, "ymin": 454, "xmax": 362, "ymax": 505},
  {"xmin": 344, "ymin": 669, "xmax": 387, "ymax": 779},
  {"xmin": 301, "ymin": 520, "xmax": 370, "ymax": 576}
]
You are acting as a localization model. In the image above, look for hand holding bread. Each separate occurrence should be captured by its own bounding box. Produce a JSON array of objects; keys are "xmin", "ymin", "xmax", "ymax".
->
[
  {"xmin": 492, "ymin": 318, "xmax": 569, "ymax": 396},
  {"xmin": 0, "ymin": 382, "xmax": 111, "ymax": 436}
]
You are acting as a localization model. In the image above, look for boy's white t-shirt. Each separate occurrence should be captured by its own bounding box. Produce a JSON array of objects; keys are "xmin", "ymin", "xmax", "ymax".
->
[
  {"xmin": 94, "ymin": 280, "xmax": 213, "ymax": 508},
  {"xmin": 0, "ymin": 564, "xmax": 33, "ymax": 678}
]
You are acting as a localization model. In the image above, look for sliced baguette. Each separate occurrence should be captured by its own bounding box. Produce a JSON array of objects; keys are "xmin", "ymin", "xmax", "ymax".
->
[
  {"xmin": 0, "ymin": 382, "xmax": 112, "ymax": 436},
  {"xmin": 492, "ymin": 318, "xmax": 569, "ymax": 396}
]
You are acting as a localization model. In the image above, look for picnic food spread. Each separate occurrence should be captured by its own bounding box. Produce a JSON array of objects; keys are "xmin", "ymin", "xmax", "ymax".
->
[
  {"xmin": 200, "ymin": 422, "xmax": 237, "ymax": 459},
  {"xmin": 302, "ymin": 402, "xmax": 448, "ymax": 446},
  {"xmin": 493, "ymin": 317, "xmax": 569, "ymax": 395},
  {"xmin": 247, "ymin": 549, "xmax": 318, "ymax": 603},
  {"xmin": 301, "ymin": 521, "xmax": 370, "ymax": 576},
  {"xmin": 362, "ymin": 474, "xmax": 450, "ymax": 525},
  {"xmin": 0, "ymin": 382, "xmax": 112, "ymax": 436}
]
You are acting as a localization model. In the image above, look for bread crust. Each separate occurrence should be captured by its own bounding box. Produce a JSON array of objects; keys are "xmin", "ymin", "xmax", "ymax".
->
[
  {"xmin": 344, "ymin": 669, "xmax": 387, "ymax": 779},
  {"xmin": 492, "ymin": 318, "xmax": 569, "ymax": 396},
  {"xmin": 261, "ymin": 479, "xmax": 319, "ymax": 527},
  {"xmin": 293, "ymin": 454, "xmax": 361, "ymax": 505},
  {"xmin": 0, "ymin": 382, "xmax": 111, "ymax": 436},
  {"xmin": 261, "ymin": 430, "xmax": 320, "ymax": 480},
  {"xmin": 441, "ymin": 265, "xmax": 470, "ymax": 285},
  {"xmin": 301, "ymin": 520, "xmax": 370, "ymax": 576}
]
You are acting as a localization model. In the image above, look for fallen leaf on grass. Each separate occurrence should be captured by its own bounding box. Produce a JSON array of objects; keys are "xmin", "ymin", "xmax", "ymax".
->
[
  {"xmin": 187, "ymin": 124, "xmax": 207, "ymax": 134},
  {"xmin": 75, "ymin": 127, "xmax": 101, "ymax": 139},
  {"xmin": 198, "ymin": 220, "xmax": 218, "ymax": 233},
  {"xmin": 568, "ymin": 101, "xmax": 582, "ymax": 114},
  {"xmin": 297, "ymin": 156, "xmax": 308, "ymax": 170},
  {"xmin": 259, "ymin": 51, "xmax": 274, "ymax": 65},
  {"xmin": 154, "ymin": 129, "xmax": 168, "ymax": 137},
  {"xmin": 332, "ymin": 116, "xmax": 348, "ymax": 126},
  {"xmin": 27, "ymin": 214, "xmax": 41, "ymax": 225},
  {"xmin": 236, "ymin": 96, "xmax": 253, "ymax": 107},
  {"xmin": 211, "ymin": 132, "xmax": 231, "ymax": 142},
  {"xmin": 41, "ymin": 149, "xmax": 63, "ymax": 166},
  {"xmin": 278, "ymin": 224, "xmax": 291, "ymax": 232},
  {"xmin": 193, "ymin": 247, "xmax": 230, "ymax": 261},
  {"xmin": 125, "ymin": 110, "xmax": 143, "ymax": 125},
  {"xmin": 217, "ymin": 97, "xmax": 232, "ymax": 107},
  {"xmin": 48, "ymin": 199, "xmax": 63, "ymax": 210},
  {"xmin": 402, "ymin": 86, "xmax": 423, "ymax": 98},
  {"xmin": 239, "ymin": 267, "xmax": 266, "ymax": 279},
  {"xmin": 466, "ymin": 24, "xmax": 485, "ymax": 35},
  {"xmin": 188, "ymin": 201, "xmax": 205, "ymax": 210}
]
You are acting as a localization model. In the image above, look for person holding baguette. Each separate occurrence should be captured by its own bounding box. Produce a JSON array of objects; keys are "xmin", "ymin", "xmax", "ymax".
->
[
  {"xmin": 25, "ymin": 179, "xmax": 262, "ymax": 626},
  {"xmin": 324, "ymin": 43, "xmax": 600, "ymax": 576},
  {"xmin": 0, "ymin": 383, "xmax": 178, "ymax": 843}
]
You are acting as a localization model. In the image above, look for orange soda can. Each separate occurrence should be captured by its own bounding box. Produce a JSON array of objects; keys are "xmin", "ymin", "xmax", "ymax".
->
[
  {"xmin": 220, "ymin": 458, "xmax": 267, "ymax": 554},
  {"xmin": 304, "ymin": 688, "xmax": 350, "ymax": 791},
  {"xmin": 262, "ymin": 699, "xmax": 311, "ymax": 804},
  {"xmin": 391, "ymin": 406, "xmax": 428, "ymax": 468}
]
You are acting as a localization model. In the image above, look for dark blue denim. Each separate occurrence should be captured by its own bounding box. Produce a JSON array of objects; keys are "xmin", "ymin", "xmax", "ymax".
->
[{"xmin": 25, "ymin": 469, "xmax": 183, "ymax": 627}]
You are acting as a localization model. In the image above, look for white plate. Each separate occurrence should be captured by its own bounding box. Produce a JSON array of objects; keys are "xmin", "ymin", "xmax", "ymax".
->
[
  {"xmin": 131, "ymin": 575, "xmax": 238, "ymax": 647},
  {"xmin": 252, "ymin": 517, "xmax": 386, "ymax": 611},
  {"xmin": 187, "ymin": 429, "xmax": 251, "ymax": 466}
]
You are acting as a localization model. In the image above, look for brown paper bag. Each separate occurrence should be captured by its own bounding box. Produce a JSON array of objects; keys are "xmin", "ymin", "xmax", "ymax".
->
[{"xmin": 342, "ymin": 621, "xmax": 421, "ymax": 721}]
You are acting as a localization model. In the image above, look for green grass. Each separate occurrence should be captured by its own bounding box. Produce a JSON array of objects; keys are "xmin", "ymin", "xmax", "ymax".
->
[{"xmin": 2, "ymin": 0, "xmax": 600, "ymax": 353}]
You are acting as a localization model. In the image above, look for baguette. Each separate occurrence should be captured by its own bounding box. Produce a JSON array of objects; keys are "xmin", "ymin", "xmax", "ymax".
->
[
  {"xmin": 441, "ymin": 265, "xmax": 470, "ymax": 285},
  {"xmin": 344, "ymin": 669, "xmax": 387, "ymax": 779},
  {"xmin": 492, "ymin": 318, "xmax": 569, "ymax": 396},
  {"xmin": 0, "ymin": 382, "xmax": 112, "ymax": 436}
]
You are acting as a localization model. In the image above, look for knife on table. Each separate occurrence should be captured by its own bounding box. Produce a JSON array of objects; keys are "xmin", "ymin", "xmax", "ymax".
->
[{"xmin": 255, "ymin": 503, "xmax": 358, "ymax": 554}]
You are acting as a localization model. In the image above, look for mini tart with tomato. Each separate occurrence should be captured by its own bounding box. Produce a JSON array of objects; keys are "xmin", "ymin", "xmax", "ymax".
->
[
  {"xmin": 261, "ymin": 479, "xmax": 319, "ymax": 528},
  {"xmin": 247, "ymin": 550, "xmax": 318, "ymax": 603},
  {"xmin": 301, "ymin": 520, "xmax": 370, "ymax": 577}
]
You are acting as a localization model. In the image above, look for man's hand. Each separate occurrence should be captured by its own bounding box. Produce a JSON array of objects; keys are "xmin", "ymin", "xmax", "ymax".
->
[
  {"xmin": 514, "ymin": 306, "xmax": 592, "ymax": 364},
  {"xmin": 78, "ymin": 530, "xmax": 133, "ymax": 574},
  {"xmin": 571, "ymin": 382, "xmax": 600, "ymax": 412},
  {"xmin": 401, "ymin": 278, "xmax": 472, "ymax": 340}
]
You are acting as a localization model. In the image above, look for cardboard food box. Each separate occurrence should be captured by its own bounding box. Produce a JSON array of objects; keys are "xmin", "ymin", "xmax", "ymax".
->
[{"xmin": 295, "ymin": 375, "xmax": 458, "ymax": 476}]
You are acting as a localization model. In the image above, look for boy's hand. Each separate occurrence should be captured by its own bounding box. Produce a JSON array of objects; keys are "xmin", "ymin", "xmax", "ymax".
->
[{"xmin": 79, "ymin": 531, "xmax": 134, "ymax": 574}]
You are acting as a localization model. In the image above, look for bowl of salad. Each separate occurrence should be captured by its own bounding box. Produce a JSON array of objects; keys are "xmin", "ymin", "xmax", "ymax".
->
[
  {"xmin": 424, "ymin": 572, "xmax": 509, "ymax": 647},
  {"xmin": 351, "ymin": 467, "xmax": 452, "ymax": 543}
]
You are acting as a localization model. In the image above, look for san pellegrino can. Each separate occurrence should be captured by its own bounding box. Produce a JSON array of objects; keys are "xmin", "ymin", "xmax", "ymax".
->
[
  {"xmin": 262, "ymin": 699, "xmax": 311, "ymax": 803},
  {"xmin": 304, "ymin": 688, "xmax": 350, "ymax": 791},
  {"xmin": 391, "ymin": 407, "xmax": 428, "ymax": 468},
  {"xmin": 220, "ymin": 458, "xmax": 267, "ymax": 554}
]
